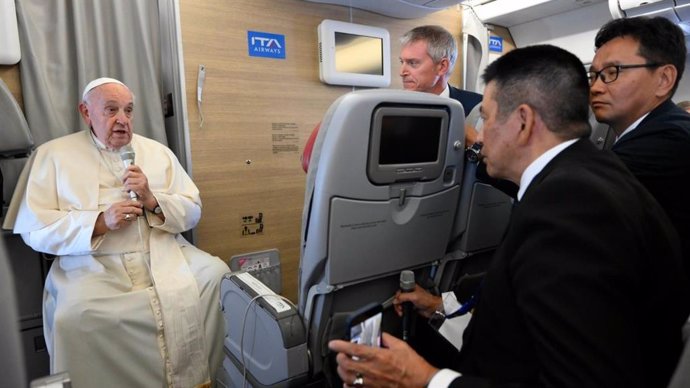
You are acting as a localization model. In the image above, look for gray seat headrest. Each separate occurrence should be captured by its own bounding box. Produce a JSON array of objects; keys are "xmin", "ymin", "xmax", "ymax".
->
[{"xmin": 0, "ymin": 79, "xmax": 33, "ymax": 156}]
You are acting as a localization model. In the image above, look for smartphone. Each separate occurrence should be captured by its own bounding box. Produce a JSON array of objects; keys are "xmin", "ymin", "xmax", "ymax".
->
[{"xmin": 346, "ymin": 303, "xmax": 383, "ymax": 348}]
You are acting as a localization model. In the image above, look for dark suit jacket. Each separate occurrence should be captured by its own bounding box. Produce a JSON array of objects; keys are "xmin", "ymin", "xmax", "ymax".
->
[
  {"xmin": 611, "ymin": 100, "xmax": 690, "ymax": 280},
  {"xmin": 449, "ymin": 85, "xmax": 482, "ymax": 117},
  {"xmin": 450, "ymin": 139, "xmax": 690, "ymax": 388}
]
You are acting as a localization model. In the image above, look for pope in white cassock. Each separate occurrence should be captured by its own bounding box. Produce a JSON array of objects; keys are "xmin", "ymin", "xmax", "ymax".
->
[{"xmin": 4, "ymin": 77, "xmax": 229, "ymax": 388}]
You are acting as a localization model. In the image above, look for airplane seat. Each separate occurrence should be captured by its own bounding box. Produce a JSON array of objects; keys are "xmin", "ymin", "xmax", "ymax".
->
[
  {"xmin": 0, "ymin": 233, "xmax": 28, "ymax": 388},
  {"xmin": 405, "ymin": 115, "xmax": 514, "ymax": 368},
  {"xmin": 434, "ymin": 161, "xmax": 514, "ymax": 296},
  {"xmin": 0, "ymin": 78, "xmax": 34, "ymax": 221},
  {"xmin": 219, "ymin": 89, "xmax": 467, "ymax": 387},
  {"xmin": 0, "ymin": 79, "xmax": 57, "ymax": 384},
  {"xmin": 434, "ymin": 110, "xmax": 514, "ymax": 299},
  {"xmin": 589, "ymin": 111, "xmax": 614, "ymax": 150}
]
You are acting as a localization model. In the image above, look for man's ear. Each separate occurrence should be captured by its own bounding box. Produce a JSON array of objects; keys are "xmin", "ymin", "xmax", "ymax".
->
[
  {"xmin": 516, "ymin": 104, "xmax": 534, "ymax": 145},
  {"xmin": 656, "ymin": 64, "xmax": 677, "ymax": 98},
  {"xmin": 436, "ymin": 57, "xmax": 450, "ymax": 76},
  {"xmin": 78, "ymin": 102, "xmax": 91, "ymax": 126}
]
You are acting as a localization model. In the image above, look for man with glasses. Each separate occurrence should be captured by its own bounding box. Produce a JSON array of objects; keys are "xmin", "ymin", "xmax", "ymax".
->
[{"xmin": 589, "ymin": 16, "xmax": 690, "ymax": 280}]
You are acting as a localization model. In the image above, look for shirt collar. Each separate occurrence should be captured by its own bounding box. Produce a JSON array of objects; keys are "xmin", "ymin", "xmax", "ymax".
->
[
  {"xmin": 90, "ymin": 130, "xmax": 108, "ymax": 150},
  {"xmin": 440, "ymin": 84, "xmax": 450, "ymax": 98},
  {"xmin": 89, "ymin": 130, "xmax": 131, "ymax": 152},
  {"xmin": 517, "ymin": 138, "xmax": 579, "ymax": 201},
  {"xmin": 614, "ymin": 113, "xmax": 649, "ymax": 144}
]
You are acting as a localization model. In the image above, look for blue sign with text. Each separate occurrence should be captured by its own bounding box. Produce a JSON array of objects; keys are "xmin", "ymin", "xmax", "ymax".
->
[
  {"xmin": 248, "ymin": 31, "xmax": 286, "ymax": 59},
  {"xmin": 489, "ymin": 36, "xmax": 503, "ymax": 53}
]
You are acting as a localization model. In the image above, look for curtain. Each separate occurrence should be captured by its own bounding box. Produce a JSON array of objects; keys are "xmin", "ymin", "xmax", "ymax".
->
[
  {"xmin": 463, "ymin": 34, "xmax": 483, "ymax": 93},
  {"xmin": 15, "ymin": 0, "xmax": 166, "ymax": 146},
  {"xmin": 461, "ymin": 7, "xmax": 489, "ymax": 94}
]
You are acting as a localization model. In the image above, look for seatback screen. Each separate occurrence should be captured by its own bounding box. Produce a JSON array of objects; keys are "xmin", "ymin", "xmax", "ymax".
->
[
  {"xmin": 367, "ymin": 105, "xmax": 449, "ymax": 184},
  {"xmin": 379, "ymin": 116, "xmax": 441, "ymax": 164}
]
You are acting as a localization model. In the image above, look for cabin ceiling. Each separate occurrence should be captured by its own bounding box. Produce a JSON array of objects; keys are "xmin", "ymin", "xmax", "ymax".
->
[
  {"xmin": 302, "ymin": 0, "xmax": 608, "ymax": 24},
  {"xmin": 303, "ymin": 0, "xmax": 464, "ymax": 19}
]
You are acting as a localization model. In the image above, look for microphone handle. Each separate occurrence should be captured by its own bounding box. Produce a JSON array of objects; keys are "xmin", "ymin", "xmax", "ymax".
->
[
  {"xmin": 402, "ymin": 301, "xmax": 413, "ymax": 342},
  {"xmin": 122, "ymin": 160, "xmax": 138, "ymax": 200}
]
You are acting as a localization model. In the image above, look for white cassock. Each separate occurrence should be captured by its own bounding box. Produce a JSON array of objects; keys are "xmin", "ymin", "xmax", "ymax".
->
[{"xmin": 4, "ymin": 130, "xmax": 228, "ymax": 388}]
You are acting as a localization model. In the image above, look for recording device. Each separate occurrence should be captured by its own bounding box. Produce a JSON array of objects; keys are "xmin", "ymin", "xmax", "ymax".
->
[
  {"xmin": 465, "ymin": 142, "xmax": 483, "ymax": 163},
  {"xmin": 119, "ymin": 147, "xmax": 137, "ymax": 200},
  {"xmin": 346, "ymin": 303, "xmax": 383, "ymax": 348},
  {"xmin": 400, "ymin": 270, "xmax": 415, "ymax": 342}
]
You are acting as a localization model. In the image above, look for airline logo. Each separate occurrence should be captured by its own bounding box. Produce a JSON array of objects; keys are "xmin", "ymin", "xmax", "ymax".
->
[
  {"xmin": 248, "ymin": 31, "xmax": 286, "ymax": 59},
  {"xmin": 489, "ymin": 36, "xmax": 503, "ymax": 53}
]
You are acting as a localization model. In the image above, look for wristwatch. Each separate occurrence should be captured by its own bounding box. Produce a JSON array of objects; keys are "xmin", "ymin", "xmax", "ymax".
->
[{"xmin": 152, "ymin": 205, "xmax": 162, "ymax": 215}]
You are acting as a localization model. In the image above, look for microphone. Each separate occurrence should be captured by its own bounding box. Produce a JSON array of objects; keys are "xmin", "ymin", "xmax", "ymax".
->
[
  {"xmin": 400, "ymin": 270, "xmax": 415, "ymax": 342},
  {"xmin": 119, "ymin": 147, "xmax": 137, "ymax": 200}
]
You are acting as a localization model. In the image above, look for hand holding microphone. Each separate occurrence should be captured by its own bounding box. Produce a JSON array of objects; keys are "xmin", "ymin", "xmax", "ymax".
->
[
  {"xmin": 119, "ymin": 146, "xmax": 159, "ymax": 218},
  {"xmin": 400, "ymin": 270, "xmax": 415, "ymax": 342},
  {"xmin": 120, "ymin": 146, "xmax": 154, "ymax": 204},
  {"xmin": 394, "ymin": 279, "xmax": 444, "ymax": 320}
]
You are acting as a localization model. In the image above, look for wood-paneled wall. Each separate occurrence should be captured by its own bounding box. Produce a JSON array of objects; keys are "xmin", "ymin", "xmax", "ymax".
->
[
  {"xmin": 179, "ymin": 0, "xmax": 468, "ymax": 301},
  {"xmin": 0, "ymin": 65, "xmax": 22, "ymax": 108}
]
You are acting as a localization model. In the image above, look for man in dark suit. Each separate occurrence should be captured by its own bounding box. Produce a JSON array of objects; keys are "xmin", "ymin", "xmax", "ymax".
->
[
  {"xmin": 329, "ymin": 44, "xmax": 690, "ymax": 388},
  {"xmin": 589, "ymin": 16, "xmax": 690, "ymax": 281}
]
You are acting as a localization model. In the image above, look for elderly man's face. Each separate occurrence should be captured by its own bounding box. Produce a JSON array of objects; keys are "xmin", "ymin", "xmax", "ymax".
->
[
  {"xmin": 399, "ymin": 40, "xmax": 446, "ymax": 94},
  {"xmin": 79, "ymin": 83, "xmax": 134, "ymax": 150}
]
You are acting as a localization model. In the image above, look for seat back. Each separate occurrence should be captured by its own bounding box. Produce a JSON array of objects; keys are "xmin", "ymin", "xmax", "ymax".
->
[
  {"xmin": 0, "ymin": 79, "xmax": 33, "ymax": 221},
  {"xmin": 298, "ymin": 89, "xmax": 465, "ymax": 377},
  {"xmin": 0, "ymin": 233, "xmax": 27, "ymax": 388},
  {"xmin": 435, "ymin": 103, "xmax": 514, "ymax": 296},
  {"xmin": 589, "ymin": 111, "xmax": 613, "ymax": 150}
]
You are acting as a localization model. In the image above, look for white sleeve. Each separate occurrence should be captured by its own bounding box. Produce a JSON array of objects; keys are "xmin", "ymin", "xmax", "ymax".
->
[
  {"xmin": 442, "ymin": 291, "xmax": 462, "ymax": 315},
  {"xmin": 427, "ymin": 369, "xmax": 462, "ymax": 388}
]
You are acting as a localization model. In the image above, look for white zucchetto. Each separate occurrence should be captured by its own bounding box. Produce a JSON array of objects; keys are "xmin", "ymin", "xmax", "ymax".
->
[{"xmin": 81, "ymin": 77, "xmax": 126, "ymax": 100}]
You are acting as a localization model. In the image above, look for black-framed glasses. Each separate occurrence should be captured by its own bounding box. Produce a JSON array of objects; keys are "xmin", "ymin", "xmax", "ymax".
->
[{"xmin": 587, "ymin": 63, "xmax": 662, "ymax": 86}]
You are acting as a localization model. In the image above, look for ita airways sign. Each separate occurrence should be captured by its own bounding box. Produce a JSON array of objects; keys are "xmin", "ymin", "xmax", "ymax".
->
[
  {"xmin": 489, "ymin": 36, "xmax": 503, "ymax": 53},
  {"xmin": 247, "ymin": 31, "xmax": 286, "ymax": 59}
]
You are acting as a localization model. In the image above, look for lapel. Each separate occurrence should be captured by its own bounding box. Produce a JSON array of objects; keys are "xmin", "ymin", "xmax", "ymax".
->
[
  {"xmin": 519, "ymin": 138, "xmax": 592, "ymax": 202},
  {"xmin": 612, "ymin": 100, "xmax": 678, "ymax": 148}
]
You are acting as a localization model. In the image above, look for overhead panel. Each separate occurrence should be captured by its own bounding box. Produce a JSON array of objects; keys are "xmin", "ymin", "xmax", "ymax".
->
[
  {"xmin": 612, "ymin": 0, "xmax": 679, "ymax": 21},
  {"xmin": 303, "ymin": 0, "xmax": 462, "ymax": 19},
  {"xmin": 469, "ymin": 0, "xmax": 607, "ymax": 28}
]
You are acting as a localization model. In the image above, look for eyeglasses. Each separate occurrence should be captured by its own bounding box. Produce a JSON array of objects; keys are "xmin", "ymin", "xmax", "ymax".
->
[{"xmin": 587, "ymin": 63, "xmax": 662, "ymax": 86}]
